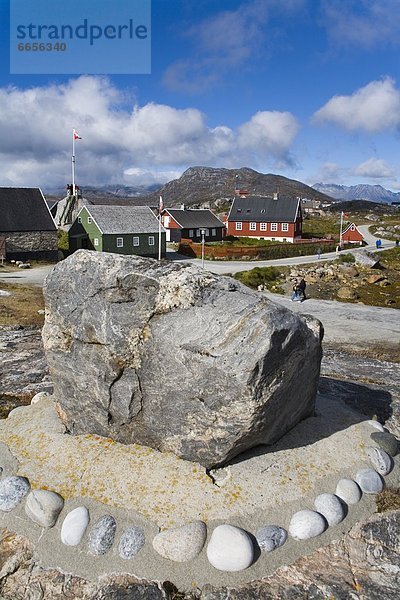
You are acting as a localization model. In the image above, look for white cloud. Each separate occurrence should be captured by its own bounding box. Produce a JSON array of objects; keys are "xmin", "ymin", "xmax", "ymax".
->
[
  {"xmin": 352, "ymin": 158, "xmax": 395, "ymax": 179},
  {"xmin": 312, "ymin": 77, "xmax": 400, "ymax": 132},
  {"xmin": 238, "ymin": 111, "xmax": 299, "ymax": 155},
  {"xmin": 320, "ymin": 0, "xmax": 400, "ymax": 49},
  {"xmin": 310, "ymin": 162, "xmax": 346, "ymax": 184},
  {"xmin": 0, "ymin": 76, "xmax": 299, "ymax": 189},
  {"xmin": 163, "ymin": 0, "xmax": 303, "ymax": 93}
]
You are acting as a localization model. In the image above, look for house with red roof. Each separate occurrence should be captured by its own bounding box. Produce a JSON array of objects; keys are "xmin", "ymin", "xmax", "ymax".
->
[{"xmin": 341, "ymin": 223, "xmax": 364, "ymax": 245}]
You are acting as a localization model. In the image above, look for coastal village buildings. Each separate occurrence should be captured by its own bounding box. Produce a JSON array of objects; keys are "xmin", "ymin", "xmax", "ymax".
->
[
  {"xmin": 69, "ymin": 205, "xmax": 166, "ymax": 258},
  {"xmin": 226, "ymin": 194, "xmax": 302, "ymax": 243},
  {"xmin": 0, "ymin": 187, "xmax": 58, "ymax": 261}
]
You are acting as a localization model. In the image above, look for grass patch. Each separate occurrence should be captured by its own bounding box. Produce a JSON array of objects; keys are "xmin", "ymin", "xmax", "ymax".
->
[
  {"xmin": 302, "ymin": 215, "xmax": 341, "ymax": 239},
  {"xmin": 376, "ymin": 487, "xmax": 400, "ymax": 513},
  {"xmin": 337, "ymin": 252, "xmax": 356, "ymax": 263},
  {"xmin": 0, "ymin": 282, "xmax": 44, "ymax": 326}
]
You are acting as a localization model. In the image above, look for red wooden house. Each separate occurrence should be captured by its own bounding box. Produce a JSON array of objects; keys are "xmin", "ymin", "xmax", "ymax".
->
[
  {"xmin": 161, "ymin": 208, "xmax": 225, "ymax": 243},
  {"xmin": 341, "ymin": 223, "xmax": 364, "ymax": 245},
  {"xmin": 226, "ymin": 194, "xmax": 302, "ymax": 243}
]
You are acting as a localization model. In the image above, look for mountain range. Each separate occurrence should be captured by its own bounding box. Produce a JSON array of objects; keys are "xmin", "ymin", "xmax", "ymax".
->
[
  {"xmin": 45, "ymin": 168, "xmax": 399, "ymax": 206},
  {"xmin": 312, "ymin": 183, "xmax": 400, "ymax": 204}
]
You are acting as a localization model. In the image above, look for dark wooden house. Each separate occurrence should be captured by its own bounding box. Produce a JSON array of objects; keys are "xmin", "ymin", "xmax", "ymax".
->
[{"xmin": 0, "ymin": 187, "xmax": 58, "ymax": 261}]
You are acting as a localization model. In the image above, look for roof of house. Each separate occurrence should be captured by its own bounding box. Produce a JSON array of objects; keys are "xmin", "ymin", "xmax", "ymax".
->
[
  {"xmin": 81, "ymin": 205, "xmax": 165, "ymax": 235},
  {"xmin": 165, "ymin": 208, "xmax": 224, "ymax": 229},
  {"xmin": 342, "ymin": 222, "xmax": 363, "ymax": 236},
  {"xmin": 0, "ymin": 187, "xmax": 56, "ymax": 232},
  {"xmin": 227, "ymin": 196, "xmax": 300, "ymax": 223}
]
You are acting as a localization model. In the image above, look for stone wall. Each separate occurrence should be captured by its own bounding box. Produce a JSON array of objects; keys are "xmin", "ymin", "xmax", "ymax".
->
[{"xmin": 5, "ymin": 231, "xmax": 58, "ymax": 261}]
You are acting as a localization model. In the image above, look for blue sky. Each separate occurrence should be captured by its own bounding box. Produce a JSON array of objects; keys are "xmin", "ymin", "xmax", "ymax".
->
[{"xmin": 1, "ymin": 0, "xmax": 400, "ymax": 192}]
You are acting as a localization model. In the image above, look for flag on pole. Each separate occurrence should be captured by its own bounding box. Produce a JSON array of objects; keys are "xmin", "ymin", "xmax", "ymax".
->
[
  {"xmin": 73, "ymin": 129, "xmax": 82, "ymax": 140},
  {"xmin": 159, "ymin": 195, "xmax": 164, "ymax": 213},
  {"xmin": 342, "ymin": 211, "xmax": 349, "ymax": 218}
]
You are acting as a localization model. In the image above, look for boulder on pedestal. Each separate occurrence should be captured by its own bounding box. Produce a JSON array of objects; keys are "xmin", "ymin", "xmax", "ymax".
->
[{"xmin": 42, "ymin": 250, "xmax": 323, "ymax": 469}]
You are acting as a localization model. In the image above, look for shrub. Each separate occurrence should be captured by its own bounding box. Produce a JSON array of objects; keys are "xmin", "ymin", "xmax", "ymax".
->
[
  {"xmin": 337, "ymin": 252, "xmax": 356, "ymax": 263},
  {"xmin": 234, "ymin": 266, "xmax": 281, "ymax": 289}
]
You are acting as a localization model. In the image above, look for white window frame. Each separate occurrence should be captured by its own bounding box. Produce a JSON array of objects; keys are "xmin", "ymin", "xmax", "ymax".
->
[
  {"xmin": 116, "ymin": 237, "xmax": 124, "ymax": 248},
  {"xmin": 148, "ymin": 236, "xmax": 155, "ymax": 246},
  {"xmin": 189, "ymin": 229, "xmax": 194, "ymax": 238},
  {"xmin": 271, "ymin": 222, "xmax": 278, "ymax": 231},
  {"xmin": 78, "ymin": 216, "xmax": 82, "ymax": 223},
  {"xmin": 196, "ymin": 229, "xmax": 200, "ymax": 236},
  {"xmin": 87, "ymin": 216, "xmax": 92, "ymax": 224},
  {"xmin": 94, "ymin": 238, "xmax": 99, "ymax": 247},
  {"xmin": 260, "ymin": 223, "xmax": 267, "ymax": 231},
  {"xmin": 236, "ymin": 222, "xmax": 243, "ymax": 231},
  {"xmin": 133, "ymin": 236, "xmax": 139, "ymax": 247},
  {"xmin": 211, "ymin": 228, "xmax": 216, "ymax": 236},
  {"xmin": 250, "ymin": 222, "xmax": 256, "ymax": 231},
  {"xmin": 282, "ymin": 223, "xmax": 289, "ymax": 232}
]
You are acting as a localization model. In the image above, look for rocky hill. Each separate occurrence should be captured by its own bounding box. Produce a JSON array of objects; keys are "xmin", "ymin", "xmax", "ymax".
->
[
  {"xmin": 313, "ymin": 182, "xmax": 400, "ymax": 204},
  {"xmin": 142, "ymin": 167, "xmax": 335, "ymax": 207}
]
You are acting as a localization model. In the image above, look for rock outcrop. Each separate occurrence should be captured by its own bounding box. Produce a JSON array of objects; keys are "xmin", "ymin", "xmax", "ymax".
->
[{"xmin": 42, "ymin": 250, "xmax": 323, "ymax": 468}]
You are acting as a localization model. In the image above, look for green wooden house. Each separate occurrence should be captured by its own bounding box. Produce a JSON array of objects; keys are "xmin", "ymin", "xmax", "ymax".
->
[{"xmin": 69, "ymin": 205, "xmax": 166, "ymax": 258}]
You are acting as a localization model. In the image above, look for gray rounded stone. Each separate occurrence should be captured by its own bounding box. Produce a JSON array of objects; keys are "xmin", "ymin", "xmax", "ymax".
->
[
  {"xmin": 89, "ymin": 515, "xmax": 116, "ymax": 555},
  {"xmin": 256, "ymin": 525, "xmax": 287, "ymax": 552},
  {"xmin": 366, "ymin": 446, "xmax": 393, "ymax": 476},
  {"xmin": 289, "ymin": 509, "xmax": 326, "ymax": 540},
  {"xmin": 152, "ymin": 520, "xmax": 207, "ymax": 562},
  {"xmin": 61, "ymin": 506, "xmax": 90, "ymax": 546},
  {"xmin": 335, "ymin": 478, "xmax": 362, "ymax": 505},
  {"xmin": 207, "ymin": 524, "xmax": 254, "ymax": 572},
  {"xmin": 314, "ymin": 493, "xmax": 345, "ymax": 526},
  {"xmin": 367, "ymin": 420, "xmax": 385, "ymax": 432},
  {"xmin": 356, "ymin": 468, "xmax": 384, "ymax": 494},
  {"xmin": 31, "ymin": 392, "xmax": 50, "ymax": 405},
  {"xmin": 0, "ymin": 476, "xmax": 30, "ymax": 512},
  {"xmin": 118, "ymin": 526, "xmax": 145, "ymax": 559},
  {"xmin": 25, "ymin": 489, "xmax": 64, "ymax": 528},
  {"xmin": 370, "ymin": 432, "xmax": 398, "ymax": 457}
]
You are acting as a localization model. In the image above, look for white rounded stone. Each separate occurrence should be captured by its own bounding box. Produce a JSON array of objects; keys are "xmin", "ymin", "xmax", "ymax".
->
[
  {"xmin": 289, "ymin": 510, "xmax": 326, "ymax": 540},
  {"xmin": 61, "ymin": 506, "xmax": 90, "ymax": 546},
  {"xmin": 31, "ymin": 392, "xmax": 50, "ymax": 405},
  {"xmin": 153, "ymin": 521, "xmax": 206, "ymax": 562},
  {"xmin": 366, "ymin": 446, "xmax": 393, "ymax": 476},
  {"xmin": 314, "ymin": 493, "xmax": 345, "ymax": 526},
  {"xmin": 206, "ymin": 524, "xmax": 254, "ymax": 572},
  {"xmin": 356, "ymin": 469, "xmax": 384, "ymax": 494},
  {"xmin": 367, "ymin": 420, "xmax": 385, "ymax": 432},
  {"xmin": 25, "ymin": 489, "xmax": 64, "ymax": 528},
  {"xmin": 335, "ymin": 479, "xmax": 362, "ymax": 505}
]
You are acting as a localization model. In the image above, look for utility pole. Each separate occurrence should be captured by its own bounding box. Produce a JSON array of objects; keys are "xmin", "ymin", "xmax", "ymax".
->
[{"xmin": 201, "ymin": 229, "xmax": 206, "ymax": 268}]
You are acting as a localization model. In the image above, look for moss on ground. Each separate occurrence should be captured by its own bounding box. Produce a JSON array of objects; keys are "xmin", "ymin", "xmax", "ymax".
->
[
  {"xmin": 376, "ymin": 487, "xmax": 400, "ymax": 513},
  {"xmin": 0, "ymin": 282, "xmax": 45, "ymax": 326}
]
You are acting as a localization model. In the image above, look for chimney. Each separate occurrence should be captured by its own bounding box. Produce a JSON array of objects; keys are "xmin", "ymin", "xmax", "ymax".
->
[
  {"xmin": 273, "ymin": 188, "xmax": 279, "ymax": 200},
  {"xmin": 181, "ymin": 204, "xmax": 185, "ymax": 210}
]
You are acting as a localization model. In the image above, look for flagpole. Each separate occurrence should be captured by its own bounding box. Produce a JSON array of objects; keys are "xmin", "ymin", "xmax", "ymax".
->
[
  {"xmin": 72, "ymin": 129, "xmax": 76, "ymax": 196},
  {"xmin": 158, "ymin": 195, "xmax": 163, "ymax": 261},
  {"xmin": 339, "ymin": 211, "xmax": 343, "ymax": 247}
]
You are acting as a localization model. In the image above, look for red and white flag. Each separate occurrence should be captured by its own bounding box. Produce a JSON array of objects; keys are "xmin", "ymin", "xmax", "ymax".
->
[
  {"xmin": 73, "ymin": 129, "xmax": 82, "ymax": 140},
  {"xmin": 159, "ymin": 195, "xmax": 164, "ymax": 213},
  {"xmin": 342, "ymin": 211, "xmax": 349, "ymax": 218}
]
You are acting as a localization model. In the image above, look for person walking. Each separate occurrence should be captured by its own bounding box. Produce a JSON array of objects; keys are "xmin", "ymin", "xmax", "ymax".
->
[{"xmin": 316, "ymin": 247, "xmax": 321, "ymax": 259}]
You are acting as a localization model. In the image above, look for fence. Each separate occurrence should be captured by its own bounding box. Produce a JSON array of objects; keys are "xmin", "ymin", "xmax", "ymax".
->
[{"xmin": 178, "ymin": 238, "xmax": 338, "ymax": 260}]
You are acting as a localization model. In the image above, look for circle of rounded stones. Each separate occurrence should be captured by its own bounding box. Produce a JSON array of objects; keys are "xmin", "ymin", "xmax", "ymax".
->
[{"xmin": 0, "ymin": 420, "xmax": 397, "ymax": 573}]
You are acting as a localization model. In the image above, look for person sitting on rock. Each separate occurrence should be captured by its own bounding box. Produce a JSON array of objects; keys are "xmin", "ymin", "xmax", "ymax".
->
[
  {"xmin": 291, "ymin": 283, "xmax": 301, "ymax": 302},
  {"xmin": 297, "ymin": 278, "xmax": 307, "ymax": 301}
]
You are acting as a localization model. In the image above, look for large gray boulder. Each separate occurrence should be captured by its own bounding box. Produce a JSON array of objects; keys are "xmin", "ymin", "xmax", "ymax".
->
[{"xmin": 42, "ymin": 250, "xmax": 323, "ymax": 468}]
